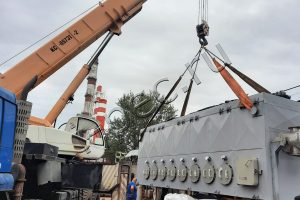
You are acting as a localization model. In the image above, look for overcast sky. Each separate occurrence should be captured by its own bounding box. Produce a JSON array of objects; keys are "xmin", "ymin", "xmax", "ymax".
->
[{"xmin": 1, "ymin": 0, "xmax": 300, "ymax": 127}]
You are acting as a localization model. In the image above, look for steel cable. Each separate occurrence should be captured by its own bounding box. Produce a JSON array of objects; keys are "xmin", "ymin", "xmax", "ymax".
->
[{"xmin": 0, "ymin": 2, "xmax": 99, "ymax": 67}]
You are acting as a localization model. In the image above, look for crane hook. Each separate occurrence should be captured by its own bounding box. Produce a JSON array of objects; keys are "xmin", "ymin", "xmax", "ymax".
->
[{"xmin": 196, "ymin": 20, "xmax": 209, "ymax": 46}]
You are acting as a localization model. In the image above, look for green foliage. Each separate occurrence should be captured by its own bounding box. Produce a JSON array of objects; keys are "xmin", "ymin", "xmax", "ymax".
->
[{"xmin": 104, "ymin": 91, "xmax": 177, "ymax": 162}]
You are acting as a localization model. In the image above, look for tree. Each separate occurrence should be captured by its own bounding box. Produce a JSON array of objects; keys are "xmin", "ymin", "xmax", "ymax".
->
[{"xmin": 104, "ymin": 91, "xmax": 177, "ymax": 162}]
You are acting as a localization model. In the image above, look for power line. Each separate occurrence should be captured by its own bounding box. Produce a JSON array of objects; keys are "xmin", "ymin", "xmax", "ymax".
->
[
  {"xmin": 0, "ymin": 2, "xmax": 99, "ymax": 67},
  {"xmin": 284, "ymin": 84, "xmax": 300, "ymax": 92}
]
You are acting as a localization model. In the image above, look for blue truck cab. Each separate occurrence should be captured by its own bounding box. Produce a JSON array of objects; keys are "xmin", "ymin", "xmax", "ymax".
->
[{"xmin": 0, "ymin": 87, "xmax": 17, "ymax": 191}]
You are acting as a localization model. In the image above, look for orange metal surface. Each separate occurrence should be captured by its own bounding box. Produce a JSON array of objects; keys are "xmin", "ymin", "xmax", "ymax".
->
[
  {"xmin": 29, "ymin": 116, "xmax": 52, "ymax": 127},
  {"xmin": 0, "ymin": 0, "xmax": 145, "ymax": 99},
  {"xmin": 213, "ymin": 58, "xmax": 254, "ymax": 110},
  {"xmin": 45, "ymin": 64, "xmax": 91, "ymax": 125}
]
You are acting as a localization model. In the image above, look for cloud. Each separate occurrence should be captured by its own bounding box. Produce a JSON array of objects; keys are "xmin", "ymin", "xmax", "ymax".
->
[{"xmin": 1, "ymin": 0, "xmax": 300, "ymax": 126}]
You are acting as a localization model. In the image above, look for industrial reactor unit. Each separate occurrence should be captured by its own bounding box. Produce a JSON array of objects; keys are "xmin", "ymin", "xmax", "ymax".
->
[{"xmin": 137, "ymin": 92, "xmax": 300, "ymax": 200}]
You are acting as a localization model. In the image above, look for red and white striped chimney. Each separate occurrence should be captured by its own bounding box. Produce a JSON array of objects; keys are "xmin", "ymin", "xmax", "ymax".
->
[{"xmin": 93, "ymin": 85, "xmax": 107, "ymax": 130}]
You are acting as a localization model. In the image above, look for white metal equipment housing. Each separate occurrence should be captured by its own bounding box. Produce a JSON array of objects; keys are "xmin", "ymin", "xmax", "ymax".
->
[{"xmin": 27, "ymin": 116, "xmax": 105, "ymax": 160}]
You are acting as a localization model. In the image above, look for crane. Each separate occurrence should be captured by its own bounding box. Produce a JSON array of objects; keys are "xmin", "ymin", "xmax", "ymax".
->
[
  {"xmin": 0, "ymin": 0, "xmax": 146, "ymax": 100},
  {"xmin": 0, "ymin": 0, "xmax": 148, "ymax": 199}
]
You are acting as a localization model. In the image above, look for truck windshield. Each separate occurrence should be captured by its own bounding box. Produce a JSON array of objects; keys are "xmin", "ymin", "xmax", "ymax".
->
[{"xmin": 65, "ymin": 117, "xmax": 104, "ymax": 146}]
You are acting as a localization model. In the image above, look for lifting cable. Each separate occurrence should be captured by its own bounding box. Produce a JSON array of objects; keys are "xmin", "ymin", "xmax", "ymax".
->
[
  {"xmin": 197, "ymin": 0, "xmax": 209, "ymax": 47},
  {"xmin": 283, "ymin": 84, "xmax": 300, "ymax": 92},
  {"xmin": 281, "ymin": 84, "xmax": 300, "ymax": 97},
  {"xmin": 198, "ymin": 0, "xmax": 208, "ymax": 24},
  {"xmin": 0, "ymin": 2, "xmax": 99, "ymax": 67},
  {"xmin": 174, "ymin": 0, "xmax": 209, "ymax": 117},
  {"xmin": 197, "ymin": 0, "xmax": 201, "ymax": 24},
  {"xmin": 139, "ymin": 48, "xmax": 203, "ymax": 142},
  {"xmin": 180, "ymin": 47, "xmax": 203, "ymax": 116},
  {"xmin": 204, "ymin": 47, "xmax": 225, "ymax": 73},
  {"xmin": 203, "ymin": 47, "xmax": 270, "ymax": 93},
  {"xmin": 197, "ymin": 2, "xmax": 270, "ymax": 94}
]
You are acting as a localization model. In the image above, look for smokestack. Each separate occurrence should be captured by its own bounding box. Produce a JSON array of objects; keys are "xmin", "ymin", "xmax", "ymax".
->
[
  {"xmin": 93, "ymin": 85, "xmax": 107, "ymax": 130},
  {"xmin": 82, "ymin": 59, "xmax": 98, "ymax": 116}
]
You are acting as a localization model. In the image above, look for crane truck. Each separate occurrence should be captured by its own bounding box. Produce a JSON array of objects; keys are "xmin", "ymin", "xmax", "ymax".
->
[{"xmin": 0, "ymin": 0, "xmax": 147, "ymax": 199}]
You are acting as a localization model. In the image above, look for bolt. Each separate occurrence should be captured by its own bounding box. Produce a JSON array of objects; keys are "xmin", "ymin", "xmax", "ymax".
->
[
  {"xmin": 205, "ymin": 156, "xmax": 212, "ymax": 162},
  {"xmin": 221, "ymin": 155, "xmax": 228, "ymax": 161}
]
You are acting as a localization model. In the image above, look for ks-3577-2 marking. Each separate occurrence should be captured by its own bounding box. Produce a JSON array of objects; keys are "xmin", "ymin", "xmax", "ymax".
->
[{"xmin": 50, "ymin": 30, "xmax": 79, "ymax": 53}]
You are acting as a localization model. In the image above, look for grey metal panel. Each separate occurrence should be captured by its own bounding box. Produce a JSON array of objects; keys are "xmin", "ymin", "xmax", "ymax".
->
[
  {"xmin": 160, "ymin": 126, "xmax": 175, "ymax": 156},
  {"xmin": 278, "ymin": 152, "xmax": 300, "ymax": 200},
  {"xmin": 14, "ymin": 100, "xmax": 32, "ymax": 164},
  {"xmin": 138, "ymin": 93, "xmax": 300, "ymax": 199},
  {"xmin": 262, "ymin": 94, "xmax": 300, "ymax": 200},
  {"xmin": 149, "ymin": 130, "xmax": 160, "ymax": 157},
  {"xmin": 37, "ymin": 160, "xmax": 61, "ymax": 185},
  {"xmin": 139, "ymin": 129, "xmax": 150, "ymax": 158},
  {"xmin": 140, "ymin": 97, "xmax": 266, "ymax": 159},
  {"xmin": 138, "ymin": 149, "xmax": 270, "ymax": 199}
]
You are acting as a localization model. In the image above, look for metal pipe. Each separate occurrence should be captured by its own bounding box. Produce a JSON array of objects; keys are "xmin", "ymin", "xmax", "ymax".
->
[
  {"xmin": 44, "ymin": 64, "xmax": 91, "ymax": 125},
  {"xmin": 44, "ymin": 33, "xmax": 114, "ymax": 126},
  {"xmin": 275, "ymin": 127, "xmax": 300, "ymax": 156},
  {"xmin": 284, "ymin": 127, "xmax": 300, "ymax": 149},
  {"xmin": 13, "ymin": 164, "xmax": 26, "ymax": 200},
  {"xmin": 88, "ymin": 32, "xmax": 114, "ymax": 67}
]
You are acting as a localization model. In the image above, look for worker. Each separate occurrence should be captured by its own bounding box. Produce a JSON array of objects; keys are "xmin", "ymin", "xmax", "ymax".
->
[
  {"xmin": 126, "ymin": 174, "xmax": 137, "ymax": 200},
  {"xmin": 196, "ymin": 20, "xmax": 209, "ymax": 46}
]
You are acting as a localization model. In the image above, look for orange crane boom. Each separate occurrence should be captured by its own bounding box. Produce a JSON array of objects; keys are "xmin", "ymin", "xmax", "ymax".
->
[
  {"xmin": 29, "ymin": 64, "xmax": 90, "ymax": 127},
  {"xmin": 30, "ymin": 32, "xmax": 114, "ymax": 127},
  {"xmin": 0, "ymin": 0, "xmax": 146, "ymax": 99}
]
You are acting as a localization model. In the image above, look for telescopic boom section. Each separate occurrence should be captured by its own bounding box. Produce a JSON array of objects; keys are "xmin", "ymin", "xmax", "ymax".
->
[
  {"xmin": 29, "ymin": 64, "xmax": 91, "ymax": 127},
  {"xmin": 0, "ymin": 0, "xmax": 146, "ymax": 99},
  {"xmin": 31, "ymin": 32, "xmax": 115, "ymax": 127}
]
